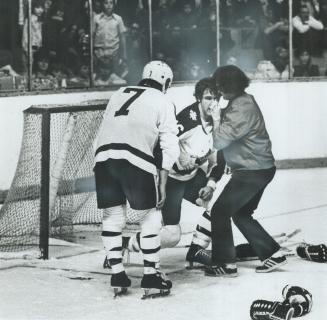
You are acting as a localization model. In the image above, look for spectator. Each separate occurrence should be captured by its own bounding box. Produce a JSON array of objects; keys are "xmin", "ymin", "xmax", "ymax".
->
[
  {"xmin": 22, "ymin": 0, "xmax": 44, "ymax": 72},
  {"xmin": 67, "ymin": 60, "xmax": 90, "ymax": 87},
  {"xmin": 94, "ymin": 59, "xmax": 126, "ymax": 86},
  {"xmin": 115, "ymin": 0, "xmax": 146, "ymax": 27},
  {"xmin": 43, "ymin": 2, "xmax": 65, "ymax": 61},
  {"xmin": 43, "ymin": 0, "xmax": 53, "ymax": 20},
  {"xmin": 181, "ymin": 61, "xmax": 206, "ymax": 81},
  {"xmin": 32, "ymin": 50, "xmax": 57, "ymax": 90},
  {"xmin": 272, "ymin": 45, "xmax": 290, "ymax": 78},
  {"xmin": 59, "ymin": 23, "xmax": 80, "ymax": 75},
  {"xmin": 125, "ymin": 22, "xmax": 148, "ymax": 84},
  {"xmin": 93, "ymin": 0, "xmax": 103, "ymax": 15},
  {"xmin": 270, "ymin": 0, "xmax": 289, "ymax": 21},
  {"xmin": 0, "ymin": 50, "xmax": 19, "ymax": 77},
  {"xmin": 49, "ymin": 62, "xmax": 68, "ymax": 87},
  {"xmin": 257, "ymin": 5, "xmax": 289, "ymax": 60},
  {"xmin": 225, "ymin": 55, "xmax": 239, "ymax": 66},
  {"xmin": 254, "ymin": 60, "xmax": 281, "ymax": 79},
  {"xmin": 293, "ymin": 4, "xmax": 324, "ymax": 56},
  {"xmin": 233, "ymin": 0, "xmax": 261, "ymax": 48},
  {"xmin": 294, "ymin": 49, "xmax": 320, "ymax": 77},
  {"xmin": 152, "ymin": 0, "xmax": 173, "ymax": 40},
  {"xmin": 93, "ymin": 0, "xmax": 127, "ymax": 75}
]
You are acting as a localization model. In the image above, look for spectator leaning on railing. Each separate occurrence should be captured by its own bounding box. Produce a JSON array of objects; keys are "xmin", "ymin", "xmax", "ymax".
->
[{"xmin": 292, "ymin": 4, "xmax": 324, "ymax": 56}]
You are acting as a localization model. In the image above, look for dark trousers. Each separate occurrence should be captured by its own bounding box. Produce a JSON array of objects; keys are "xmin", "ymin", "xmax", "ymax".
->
[
  {"xmin": 162, "ymin": 170, "xmax": 207, "ymax": 225},
  {"xmin": 211, "ymin": 166, "xmax": 280, "ymax": 263}
]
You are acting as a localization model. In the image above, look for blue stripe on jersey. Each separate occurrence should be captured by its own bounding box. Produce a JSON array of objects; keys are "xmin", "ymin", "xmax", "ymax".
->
[{"xmin": 95, "ymin": 143, "xmax": 156, "ymax": 165}]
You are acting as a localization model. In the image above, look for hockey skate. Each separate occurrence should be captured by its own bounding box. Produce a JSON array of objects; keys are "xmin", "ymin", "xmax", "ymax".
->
[
  {"xmin": 141, "ymin": 271, "xmax": 172, "ymax": 299},
  {"xmin": 185, "ymin": 243, "xmax": 212, "ymax": 269},
  {"xmin": 111, "ymin": 271, "xmax": 131, "ymax": 298}
]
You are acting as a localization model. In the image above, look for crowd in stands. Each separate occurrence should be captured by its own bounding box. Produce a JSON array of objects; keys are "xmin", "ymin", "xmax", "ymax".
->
[{"xmin": 1, "ymin": 0, "xmax": 327, "ymax": 92}]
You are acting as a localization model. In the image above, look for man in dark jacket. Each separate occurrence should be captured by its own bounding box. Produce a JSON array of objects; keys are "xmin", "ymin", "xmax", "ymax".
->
[{"xmin": 203, "ymin": 65, "xmax": 286, "ymax": 277}]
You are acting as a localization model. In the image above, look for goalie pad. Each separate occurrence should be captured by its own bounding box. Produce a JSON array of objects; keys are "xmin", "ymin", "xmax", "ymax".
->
[
  {"xmin": 282, "ymin": 285, "xmax": 313, "ymax": 317},
  {"xmin": 250, "ymin": 300, "xmax": 294, "ymax": 320},
  {"xmin": 296, "ymin": 243, "xmax": 327, "ymax": 263}
]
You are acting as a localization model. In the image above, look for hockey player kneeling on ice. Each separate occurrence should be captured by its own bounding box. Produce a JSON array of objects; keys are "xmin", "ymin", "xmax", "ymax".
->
[
  {"xmin": 94, "ymin": 60, "xmax": 179, "ymax": 298},
  {"xmin": 282, "ymin": 285, "xmax": 313, "ymax": 317},
  {"xmin": 118, "ymin": 77, "xmax": 226, "ymax": 258}
]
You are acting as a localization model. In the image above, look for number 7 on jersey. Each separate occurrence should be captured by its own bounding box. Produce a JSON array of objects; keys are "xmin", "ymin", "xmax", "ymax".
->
[{"xmin": 115, "ymin": 88, "xmax": 145, "ymax": 117}]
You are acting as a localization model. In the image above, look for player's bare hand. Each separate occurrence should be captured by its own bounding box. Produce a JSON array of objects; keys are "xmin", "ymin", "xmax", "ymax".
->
[
  {"xmin": 198, "ymin": 186, "xmax": 214, "ymax": 201},
  {"xmin": 156, "ymin": 196, "xmax": 166, "ymax": 210},
  {"xmin": 179, "ymin": 153, "xmax": 197, "ymax": 170}
]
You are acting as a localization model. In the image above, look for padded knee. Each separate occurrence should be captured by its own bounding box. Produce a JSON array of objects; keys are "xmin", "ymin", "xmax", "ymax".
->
[
  {"xmin": 102, "ymin": 205, "xmax": 126, "ymax": 232},
  {"xmin": 160, "ymin": 224, "xmax": 181, "ymax": 248}
]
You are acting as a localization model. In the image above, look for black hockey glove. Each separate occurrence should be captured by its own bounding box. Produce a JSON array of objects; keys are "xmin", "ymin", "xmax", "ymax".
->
[
  {"xmin": 282, "ymin": 285, "xmax": 313, "ymax": 317},
  {"xmin": 250, "ymin": 299, "xmax": 294, "ymax": 320},
  {"xmin": 296, "ymin": 243, "xmax": 327, "ymax": 263}
]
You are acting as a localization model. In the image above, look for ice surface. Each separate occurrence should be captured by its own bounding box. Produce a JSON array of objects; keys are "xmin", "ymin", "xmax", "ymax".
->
[{"xmin": 1, "ymin": 168, "xmax": 326, "ymax": 320}]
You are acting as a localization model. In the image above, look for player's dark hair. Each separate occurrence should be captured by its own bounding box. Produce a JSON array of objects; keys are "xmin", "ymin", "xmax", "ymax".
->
[
  {"xmin": 194, "ymin": 77, "xmax": 216, "ymax": 101},
  {"xmin": 212, "ymin": 65, "xmax": 250, "ymax": 95}
]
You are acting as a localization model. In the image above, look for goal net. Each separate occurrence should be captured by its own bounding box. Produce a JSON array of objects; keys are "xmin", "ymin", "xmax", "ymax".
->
[{"xmin": 0, "ymin": 101, "xmax": 107, "ymax": 258}]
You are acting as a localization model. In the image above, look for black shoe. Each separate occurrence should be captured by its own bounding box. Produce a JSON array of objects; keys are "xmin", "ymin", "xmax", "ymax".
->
[
  {"xmin": 141, "ymin": 271, "xmax": 172, "ymax": 290},
  {"xmin": 111, "ymin": 271, "xmax": 131, "ymax": 288},
  {"xmin": 256, "ymin": 255, "xmax": 287, "ymax": 273},
  {"xmin": 204, "ymin": 264, "xmax": 238, "ymax": 277},
  {"xmin": 186, "ymin": 243, "xmax": 212, "ymax": 269}
]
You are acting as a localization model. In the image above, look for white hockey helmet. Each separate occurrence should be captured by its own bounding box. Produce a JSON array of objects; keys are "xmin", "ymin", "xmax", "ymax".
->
[{"xmin": 142, "ymin": 60, "xmax": 173, "ymax": 93}]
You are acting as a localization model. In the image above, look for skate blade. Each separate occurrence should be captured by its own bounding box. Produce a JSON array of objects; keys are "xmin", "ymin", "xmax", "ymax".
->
[
  {"xmin": 141, "ymin": 289, "xmax": 171, "ymax": 300},
  {"xmin": 113, "ymin": 287, "xmax": 129, "ymax": 298}
]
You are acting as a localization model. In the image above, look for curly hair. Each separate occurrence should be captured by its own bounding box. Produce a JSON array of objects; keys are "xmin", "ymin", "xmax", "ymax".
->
[
  {"xmin": 194, "ymin": 77, "xmax": 217, "ymax": 101},
  {"xmin": 212, "ymin": 65, "xmax": 250, "ymax": 94}
]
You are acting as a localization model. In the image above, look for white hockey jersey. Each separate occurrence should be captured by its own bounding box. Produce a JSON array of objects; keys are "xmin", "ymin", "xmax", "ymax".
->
[
  {"xmin": 170, "ymin": 102, "xmax": 213, "ymax": 181},
  {"xmin": 95, "ymin": 86, "xmax": 179, "ymax": 175}
]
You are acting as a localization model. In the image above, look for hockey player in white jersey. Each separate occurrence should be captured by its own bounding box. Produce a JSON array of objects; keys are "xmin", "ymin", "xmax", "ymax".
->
[
  {"xmin": 94, "ymin": 60, "xmax": 179, "ymax": 298},
  {"xmin": 123, "ymin": 77, "xmax": 226, "ymax": 253}
]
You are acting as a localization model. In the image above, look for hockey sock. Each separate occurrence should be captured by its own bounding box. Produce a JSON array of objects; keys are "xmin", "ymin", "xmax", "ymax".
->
[
  {"xmin": 102, "ymin": 205, "xmax": 126, "ymax": 274},
  {"xmin": 102, "ymin": 230, "xmax": 124, "ymax": 274},
  {"xmin": 139, "ymin": 208, "xmax": 161, "ymax": 274},
  {"xmin": 141, "ymin": 233, "xmax": 160, "ymax": 274},
  {"xmin": 192, "ymin": 210, "xmax": 212, "ymax": 248}
]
